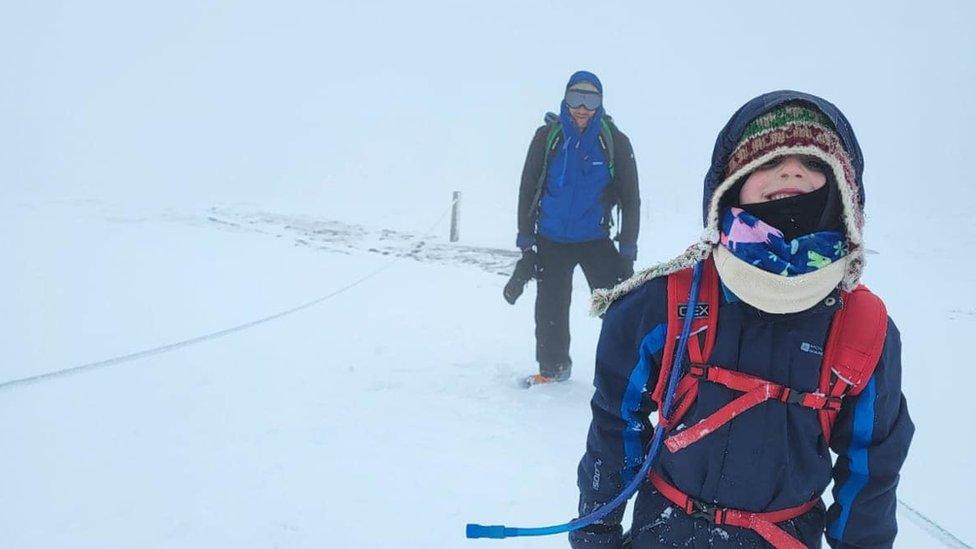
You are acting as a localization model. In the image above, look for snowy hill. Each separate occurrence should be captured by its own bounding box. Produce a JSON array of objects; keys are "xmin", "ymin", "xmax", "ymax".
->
[
  {"xmin": 1, "ymin": 199, "xmax": 972, "ymax": 548},
  {"xmin": 3, "ymin": 1, "xmax": 974, "ymax": 547}
]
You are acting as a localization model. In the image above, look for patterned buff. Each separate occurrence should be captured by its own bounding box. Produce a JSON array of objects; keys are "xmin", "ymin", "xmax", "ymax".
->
[
  {"xmin": 720, "ymin": 207, "xmax": 846, "ymax": 276},
  {"xmin": 591, "ymin": 96, "xmax": 867, "ymax": 317}
]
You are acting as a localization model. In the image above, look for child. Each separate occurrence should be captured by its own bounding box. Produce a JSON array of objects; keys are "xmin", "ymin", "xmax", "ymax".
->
[{"xmin": 569, "ymin": 91, "xmax": 914, "ymax": 548}]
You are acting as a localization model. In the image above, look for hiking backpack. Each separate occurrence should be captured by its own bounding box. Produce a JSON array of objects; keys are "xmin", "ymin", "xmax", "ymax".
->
[
  {"xmin": 526, "ymin": 112, "xmax": 622, "ymax": 236},
  {"xmin": 647, "ymin": 257, "xmax": 888, "ymax": 549}
]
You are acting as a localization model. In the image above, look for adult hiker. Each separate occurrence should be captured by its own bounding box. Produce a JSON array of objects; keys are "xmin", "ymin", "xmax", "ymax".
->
[
  {"xmin": 510, "ymin": 70, "xmax": 640, "ymax": 388},
  {"xmin": 570, "ymin": 92, "xmax": 914, "ymax": 548}
]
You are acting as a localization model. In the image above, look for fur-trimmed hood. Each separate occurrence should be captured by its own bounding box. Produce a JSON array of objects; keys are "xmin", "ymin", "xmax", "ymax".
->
[{"xmin": 592, "ymin": 90, "xmax": 866, "ymax": 316}]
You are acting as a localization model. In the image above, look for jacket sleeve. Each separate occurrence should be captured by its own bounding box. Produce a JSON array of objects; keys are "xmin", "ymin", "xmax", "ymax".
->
[
  {"xmin": 570, "ymin": 284, "xmax": 662, "ymax": 548},
  {"xmin": 517, "ymin": 126, "xmax": 549, "ymax": 238},
  {"xmin": 825, "ymin": 318, "xmax": 915, "ymax": 549},
  {"xmin": 612, "ymin": 128, "xmax": 640, "ymax": 247}
]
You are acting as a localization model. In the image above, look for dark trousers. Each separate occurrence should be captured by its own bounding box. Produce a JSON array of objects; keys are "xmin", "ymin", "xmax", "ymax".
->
[{"xmin": 535, "ymin": 237, "xmax": 623, "ymax": 376}]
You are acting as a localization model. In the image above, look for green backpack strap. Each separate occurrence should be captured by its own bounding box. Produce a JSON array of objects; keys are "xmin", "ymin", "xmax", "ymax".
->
[
  {"xmin": 544, "ymin": 112, "xmax": 614, "ymax": 178},
  {"xmin": 527, "ymin": 113, "xmax": 564, "ymax": 227},
  {"xmin": 599, "ymin": 116, "xmax": 616, "ymax": 179},
  {"xmin": 543, "ymin": 111, "xmax": 562, "ymax": 152},
  {"xmin": 599, "ymin": 116, "xmax": 621, "ymax": 238},
  {"xmin": 529, "ymin": 113, "xmax": 617, "ymax": 231}
]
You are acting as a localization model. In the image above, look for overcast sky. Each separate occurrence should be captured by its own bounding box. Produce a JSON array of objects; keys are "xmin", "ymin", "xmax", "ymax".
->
[{"xmin": 3, "ymin": 0, "xmax": 974, "ymax": 240}]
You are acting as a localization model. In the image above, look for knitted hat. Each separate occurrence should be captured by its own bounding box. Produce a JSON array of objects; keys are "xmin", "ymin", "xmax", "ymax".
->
[
  {"xmin": 710, "ymin": 103, "xmax": 863, "ymax": 292},
  {"xmin": 591, "ymin": 96, "xmax": 866, "ymax": 316},
  {"xmin": 723, "ymin": 104, "xmax": 860, "ymax": 230}
]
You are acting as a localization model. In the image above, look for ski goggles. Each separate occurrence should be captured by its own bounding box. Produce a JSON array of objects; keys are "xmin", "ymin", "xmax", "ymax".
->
[{"xmin": 564, "ymin": 89, "xmax": 602, "ymax": 110}]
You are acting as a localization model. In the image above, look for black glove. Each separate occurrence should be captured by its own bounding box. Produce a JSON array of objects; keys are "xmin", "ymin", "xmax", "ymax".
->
[
  {"xmin": 617, "ymin": 242, "xmax": 636, "ymax": 280},
  {"xmin": 503, "ymin": 250, "xmax": 538, "ymax": 305},
  {"xmin": 619, "ymin": 257, "xmax": 635, "ymax": 280}
]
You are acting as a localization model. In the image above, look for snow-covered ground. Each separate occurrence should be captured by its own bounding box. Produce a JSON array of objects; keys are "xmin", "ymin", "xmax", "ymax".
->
[
  {"xmin": 1, "ymin": 196, "xmax": 972, "ymax": 548},
  {"xmin": 3, "ymin": 2, "xmax": 974, "ymax": 547}
]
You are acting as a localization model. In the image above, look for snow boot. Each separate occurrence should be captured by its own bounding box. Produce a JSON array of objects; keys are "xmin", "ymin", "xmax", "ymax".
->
[{"xmin": 519, "ymin": 362, "xmax": 571, "ymax": 388}]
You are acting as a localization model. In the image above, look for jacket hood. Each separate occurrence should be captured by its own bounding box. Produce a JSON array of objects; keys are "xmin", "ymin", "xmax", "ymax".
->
[
  {"xmin": 560, "ymin": 71, "xmax": 606, "ymax": 136},
  {"xmin": 592, "ymin": 91, "xmax": 867, "ymax": 316},
  {"xmin": 566, "ymin": 70, "xmax": 603, "ymax": 94},
  {"xmin": 701, "ymin": 90, "xmax": 864, "ymax": 226}
]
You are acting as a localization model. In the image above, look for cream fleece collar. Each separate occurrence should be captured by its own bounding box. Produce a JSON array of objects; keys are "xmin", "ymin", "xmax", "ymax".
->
[
  {"xmin": 591, "ymin": 146, "xmax": 864, "ymax": 317},
  {"xmin": 711, "ymin": 245, "xmax": 847, "ymax": 314}
]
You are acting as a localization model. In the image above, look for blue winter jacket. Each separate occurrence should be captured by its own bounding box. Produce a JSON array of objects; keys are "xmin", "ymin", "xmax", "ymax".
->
[
  {"xmin": 571, "ymin": 92, "xmax": 914, "ymax": 549},
  {"xmin": 537, "ymin": 71, "xmax": 613, "ymax": 243}
]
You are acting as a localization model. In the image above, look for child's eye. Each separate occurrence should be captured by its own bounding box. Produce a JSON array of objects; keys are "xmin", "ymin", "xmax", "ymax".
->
[
  {"xmin": 757, "ymin": 158, "xmax": 783, "ymax": 171},
  {"xmin": 801, "ymin": 157, "xmax": 829, "ymax": 174}
]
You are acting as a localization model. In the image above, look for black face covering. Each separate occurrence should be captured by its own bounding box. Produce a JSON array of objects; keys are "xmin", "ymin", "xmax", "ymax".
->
[{"xmin": 738, "ymin": 184, "xmax": 844, "ymax": 241}]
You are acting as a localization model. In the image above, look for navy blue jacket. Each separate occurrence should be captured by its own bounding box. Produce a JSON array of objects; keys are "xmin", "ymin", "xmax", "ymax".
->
[
  {"xmin": 571, "ymin": 92, "xmax": 913, "ymax": 548},
  {"xmin": 572, "ymin": 281, "xmax": 913, "ymax": 548}
]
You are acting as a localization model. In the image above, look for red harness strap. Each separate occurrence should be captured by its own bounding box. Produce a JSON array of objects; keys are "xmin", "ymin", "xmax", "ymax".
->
[
  {"xmin": 665, "ymin": 364, "xmax": 842, "ymax": 452},
  {"xmin": 817, "ymin": 285, "xmax": 888, "ymax": 442},
  {"xmin": 653, "ymin": 258, "xmax": 719, "ymax": 428},
  {"xmin": 649, "ymin": 472, "xmax": 818, "ymax": 549},
  {"xmin": 648, "ymin": 262, "xmax": 888, "ymax": 547},
  {"xmin": 661, "ymin": 283, "xmax": 886, "ymax": 452}
]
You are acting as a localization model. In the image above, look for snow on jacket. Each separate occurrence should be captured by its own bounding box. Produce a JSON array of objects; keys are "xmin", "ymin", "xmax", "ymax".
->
[{"xmin": 571, "ymin": 91, "xmax": 914, "ymax": 549}]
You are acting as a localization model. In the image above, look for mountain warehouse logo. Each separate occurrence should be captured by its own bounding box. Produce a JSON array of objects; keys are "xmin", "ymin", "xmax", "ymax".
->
[{"xmin": 800, "ymin": 342, "xmax": 824, "ymax": 356}]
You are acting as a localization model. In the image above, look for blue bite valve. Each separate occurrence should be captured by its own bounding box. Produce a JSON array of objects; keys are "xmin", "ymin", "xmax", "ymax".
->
[{"xmin": 466, "ymin": 524, "xmax": 509, "ymax": 539}]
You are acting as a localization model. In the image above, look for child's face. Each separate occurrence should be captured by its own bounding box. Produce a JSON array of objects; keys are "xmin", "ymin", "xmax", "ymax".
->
[{"xmin": 739, "ymin": 155, "xmax": 829, "ymax": 205}]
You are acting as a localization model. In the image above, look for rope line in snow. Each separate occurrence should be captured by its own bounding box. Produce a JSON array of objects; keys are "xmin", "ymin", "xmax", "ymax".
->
[
  {"xmin": 3, "ymin": 200, "xmax": 969, "ymax": 549},
  {"xmin": 0, "ymin": 199, "xmax": 458, "ymax": 392},
  {"xmin": 897, "ymin": 500, "xmax": 973, "ymax": 549}
]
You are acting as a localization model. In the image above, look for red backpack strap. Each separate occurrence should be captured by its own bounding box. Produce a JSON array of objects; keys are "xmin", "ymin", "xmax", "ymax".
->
[
  {"xmin": 818, "ymin": 285, "xmax": 888, "ymax": 442},
  {"xmin": 652, "ymin": 257, "xmax": 720, "ymax": 420}
]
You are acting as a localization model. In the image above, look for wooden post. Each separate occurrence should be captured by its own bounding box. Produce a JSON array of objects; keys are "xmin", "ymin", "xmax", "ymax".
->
[{"xmin": 450, "ymin": 191, "xmax": 461, "ymax": 242}]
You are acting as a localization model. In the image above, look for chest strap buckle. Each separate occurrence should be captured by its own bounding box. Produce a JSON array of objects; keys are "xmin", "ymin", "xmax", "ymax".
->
[{"xmin": 688, "ymin": 498, "xmax": 721, "ymax": 524}]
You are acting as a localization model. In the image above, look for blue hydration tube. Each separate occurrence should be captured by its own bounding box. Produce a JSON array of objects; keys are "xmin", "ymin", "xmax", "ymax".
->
[{"xmin": 467, "ymin": 260, "xmax": 704, "ymax": 540}]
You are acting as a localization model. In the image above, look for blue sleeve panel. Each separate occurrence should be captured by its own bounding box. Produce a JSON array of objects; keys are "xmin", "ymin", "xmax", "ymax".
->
[
  {"xmin": 826, "ymin": 318, "xmax": 915, "ymax": 549},
  {"xmin": 570, "ymin": 280, "xmax": 666, "ymax": 547},
  {"xmin": 571, "ymin": 286, "xmax": 913, "ymax": 549}
]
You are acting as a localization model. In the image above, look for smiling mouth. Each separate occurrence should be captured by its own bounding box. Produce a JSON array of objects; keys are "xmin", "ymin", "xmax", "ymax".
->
[{"xmin": 765, "ymin": 188, "xmax": 803, "ymax": 201}]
